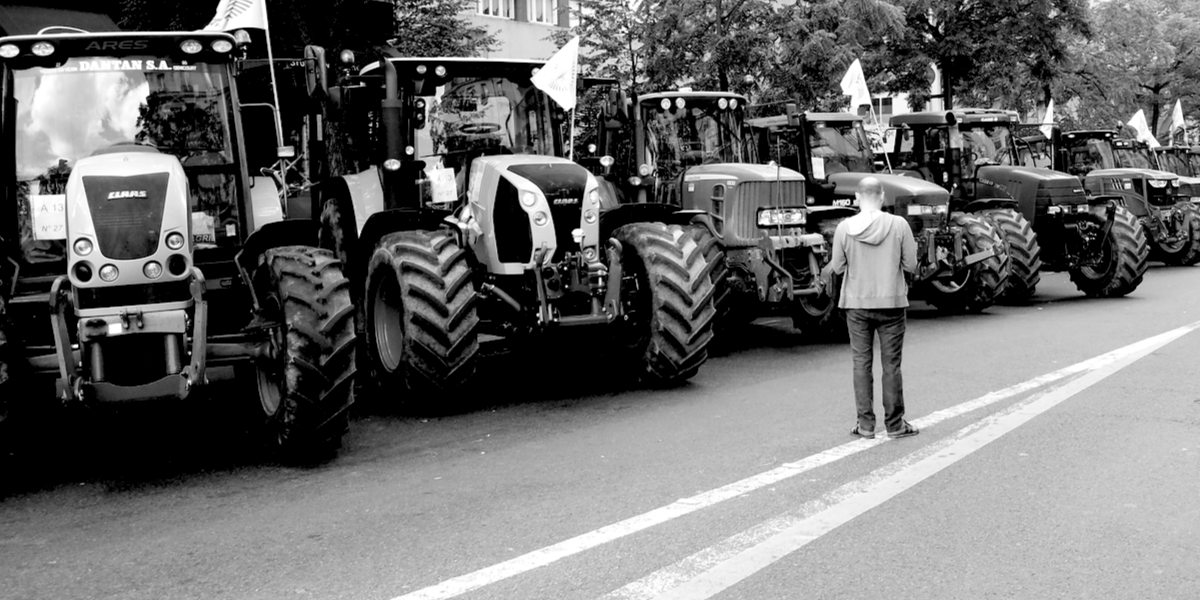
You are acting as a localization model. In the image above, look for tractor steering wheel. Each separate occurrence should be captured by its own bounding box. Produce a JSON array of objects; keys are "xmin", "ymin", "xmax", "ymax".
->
[{"xmin": 458, "ymin": 123, "xmax": 502, "ymax": 135}]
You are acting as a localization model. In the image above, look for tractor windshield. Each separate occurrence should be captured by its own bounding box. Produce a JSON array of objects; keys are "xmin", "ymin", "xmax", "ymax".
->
[
  {"xmin": 809, "ymin": 121, "xmax": 874, "ymax": 176},
  {"xmin": 1063, "ymin": 137, "xmax": 1116, "ymax": 175},
  {"xmin": 641, "ymin": 97, "xmax": 746, "ymax": 181},
  {"xmin": 960, "ymin": 125, "xmax": 1015, "ymax": 166},
  {"xmin": 1113, "ymin": 144, "xmax": 1154, "ymax": 169},
  {"xmin": 418, "ymin": 76, "xmax": 561, "ymax": 173},
  {"xmin": 1158, "ymin": 151, "xmax": 1189, "ymax": 176},
  {"xmin": 8, "ymin": 56, "xmax": 238, "ymax": 263},
  {"xmin": 1190, "ymin": 153, "xmax": 1200, "ymax": 176}
]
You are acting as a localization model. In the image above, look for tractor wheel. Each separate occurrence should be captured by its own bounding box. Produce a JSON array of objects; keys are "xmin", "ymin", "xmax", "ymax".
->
[
  {"xmin": 926, "ymin": 213, "xmax": 1007, "ymax": 314},
  {"xmin": 0, "ymin": 295, "xmax": 10, "ymax": 435},
  {"xmin": 1150, "ymin": 203, "xmax": 1200, "ymax": 266},
  {"xmin": 1070, "ymin": 205, "xmax": 1149, "ymax": 297},
  {"xmin": 614, "ymin": 222, "xmax": 719, "ymax": 384},
  {"xmin": 687, "ymin": 225, "xmax": 738, "ymax": 335},
  {"xmin": 793, "ymin": 216, "xmax": 849, "ymax": 339},
  {"xmin": 980, "ymin": 208, "xmax": 1042, "ymax": 303},
  {"xmin": 255, "ymin": 246, "xmax": 357, "ymax": 462},
  {"xmin": 364, "ymin": 229, "xmax": 480, "ymax": 408}
]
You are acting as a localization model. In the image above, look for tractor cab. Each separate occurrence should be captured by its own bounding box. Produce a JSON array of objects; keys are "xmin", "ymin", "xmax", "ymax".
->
[{"xmin": 1150, "ymin": 146, "xmax": 1200, "ymax": 201}]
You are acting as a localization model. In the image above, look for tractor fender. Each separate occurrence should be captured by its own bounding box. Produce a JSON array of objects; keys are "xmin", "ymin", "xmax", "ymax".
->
[
  {"xmin": 599, "ymin": 204, "xmax": 708, "ymax": 241},
  {"xmin": 961, "ymin": 198, "xmax": 1018, "ymax": 213},
  {"xmin": 234, "ymin": 219, "xmax": 321, "ymax": 311},
  {"xmin": 358, "ymin": 208, "xmax": 457, "ymax": 268}
]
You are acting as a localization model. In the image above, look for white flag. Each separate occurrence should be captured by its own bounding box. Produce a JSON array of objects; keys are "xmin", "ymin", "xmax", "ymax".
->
[
  {"xmin": 839, "ymin": 59, "xmax": 872, "ymax": 109},
  {"xmin": 203, "ymin": 0, "xmax": 267, "ymax": 31},
  {"xmin": 1039, "ymin": 99, "xmax": 1055, "ymax": 139},
  {"xmin": 1128, "ymin": 109, "xmax": 1161, "ymax": 148},
  {"xmin": 532, "ymin": 36, "xmax": 580, "ymax": 111},
  {"xmin": 1169, "ymin": 99, "xmax": 1185, "ymax": 144}
]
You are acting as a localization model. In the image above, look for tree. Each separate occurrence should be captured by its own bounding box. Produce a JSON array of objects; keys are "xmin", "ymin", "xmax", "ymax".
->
[
  {"xmin": 885, "ymin": 0, "xmax": 1089, "ymax": 112},
  {"xmin": 390, "ymin": 0, "xmax": 498, "ymax": 58},
  {"xmin": 1054, "ymin": 0, "xmax": 1200, "ymax": 137}
]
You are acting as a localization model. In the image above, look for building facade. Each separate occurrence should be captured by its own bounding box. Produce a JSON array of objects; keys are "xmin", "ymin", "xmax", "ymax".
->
[{"xmin": 465, "ymin": 0, "xmax": 574, "ymax": 60}]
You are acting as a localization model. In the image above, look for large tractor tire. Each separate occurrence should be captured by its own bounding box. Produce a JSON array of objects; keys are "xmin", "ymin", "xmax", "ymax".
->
[
  {"xmin": 364, "ymin": 229, "xmax": 480, "ymax": 408},
  {"xmin": 980, "ymin": 208, "xmax": 1042, "ymax": 303},
  {"xmin": 925, "ymin": 213, "xmax": 1007, "ymax": 314},
  {"xmin": 614, "ymin": 223, "xmax": 719, "ymax": 384},
  {"xmin": 688, "ymin": 225, "xmax": 745, "ymax": 337},
  {"xmin": 0, "ymin": 295, "xmax": 10, "ymax": 436},
  {"xmin": 255, "ymin": 246, "xmax": 357, "ymax": 462},
  {"xmin": 1149, "ymin": 203, "xmax": 1200, "ymax": 266},
  {"xmin": 793, "ymin": 216, "xmax": 849, "ymax": 340},
  {"xmin": 1070, "ymin": 205, "xmax": 1149, "ymax": 297}
]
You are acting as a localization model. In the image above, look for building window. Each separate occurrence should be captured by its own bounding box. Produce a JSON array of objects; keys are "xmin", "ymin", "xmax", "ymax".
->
[
  {"xmin": 857, "ymin": 97, "xmax": 893, "ymax": 120},
  {"xmin": 528, "ymin": 0, "xmax": 556, "ymax": 24},
  {"xmin": 478, "ymin": 0, "xmax": 513, "ymax": 18}
]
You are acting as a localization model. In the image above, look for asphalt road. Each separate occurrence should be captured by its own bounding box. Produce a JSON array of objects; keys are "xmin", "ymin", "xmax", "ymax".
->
[{"xmin": 3, "ymin": 263, "xmax": 1200, "ymax": 600}]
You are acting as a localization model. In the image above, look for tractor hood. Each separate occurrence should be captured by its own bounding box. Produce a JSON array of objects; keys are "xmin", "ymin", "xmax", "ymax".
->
[
  {"xmin": 1088, "ymin": 167, "xmax": 1178, "ymax": 180},
  {"xmin": 828, "ymin": 171, "xmax": 949, "ymax": 205},
  {"xmin": 683, "ymin": 163, "xmax": 804, "ymax": 183},
  {"xmin": 976, "ymin": 165, "xmax": 1085, "ymax": 211},
  {"xmin": 977, "ymin": 165, "xmax": 1080, "ymax": 185},
  {"xmin": 1175, "ymin": 175, "xmax": 1200, "ymax": 199}
]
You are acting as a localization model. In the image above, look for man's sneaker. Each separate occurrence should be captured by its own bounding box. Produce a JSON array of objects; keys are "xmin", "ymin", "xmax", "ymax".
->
[
  {"xmin": 851, "ymin": 425, "xmax": 875, "ymax": 439},
  {"xmin": 888, "ymin": 421, "xmax": 919, "ymax": 438}
]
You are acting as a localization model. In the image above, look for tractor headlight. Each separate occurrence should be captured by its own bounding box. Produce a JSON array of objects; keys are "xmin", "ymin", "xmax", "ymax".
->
[
  {"xmin": 533, "ymin": 211, "xmax": 548, "ymax": 227},
  {"xmin": 143, "ymin": 261, "xmax": 163, "ymax": 279},
  {"xmin": 99, "ymin": 264, "xmax": 119, "ymax": 282},
  {"xmin": 73, "ymin": 238, "xmax": 93, "ymax": 256},
  {"xmin": 1076, "ymin": 204, "xmax": 1091, "ymax": 213},
  {"xmin": 1047, "ymin": 206, "xmax": 1062, "ymax": 215},
  {"xmin": 211, "ymin": 40, "xmax": 233, "ymax": 53},
  {"xmin": 0, "ymin": 44, "xmax": 18, "ymax": 58},
  {"xmin": 628, "ymin": 176, "xmax": 643, "ymax": 186},
  {"xmin": 588, "ymin": 190, "xmax": 601, "ymax": 206},
  {"xmin": 906, "ymin": 205, "xmax": 928, "ymax": 216},
  {"xmin": 180, "ymin": 40, "xmax": 202, "ymax": 54},
  {"xmin": 31, "ymin": 42, "xmax": 55, "ymax": 56},
  {"xmin": 584, "ymin": 210, "xmax": 597, "ymax": 224},
  {"xmin": 383, "ymin": 158, "xmax": 401, "ymax": 171},
  {"xmin": 758, "ymin": 207, "xmax": 806, "ymax": 227},
  {"xmin": 1148, "ymin": 179, "xmax": 1169, "ymax": 188},
  {"xmin": 599, "ymin": 155, "xmax": 614, "ymax": 168},
  {"xmin": 584, "ymin": 247, "xmax": 597, "ymax": 261},
  {"xmin": 933, "ymin": 205, "xmax": 948, "ymax": 214},
  {"xmin": 521, "ymin": 191, "xmax": 538, "ymax": 207},
  {"xmin": 638, "ymin": 164, "xmax": 653, "ymax": 177},
  {"xmin": 166, "ymin": 232, "xmax": 185, "ymax": 250}
]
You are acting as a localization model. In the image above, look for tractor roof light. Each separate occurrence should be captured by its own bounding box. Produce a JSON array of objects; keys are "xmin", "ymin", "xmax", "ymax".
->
[
  {"xmin": 434, "ymin": 64, "xmax": 446, "ymax": 77},
  {"xmin": 339, "ymin": 49, "xmax": 355, "ymax": 64},
  {"xmin": 638, "ymin": 163, "xmax": 653, "ymax": 177},
  {"xmin": 675, "ymin": 98, "xmax": 686, "ymax": 109},
  {"xmin": 31, "ymin": 41, "xmax": 55, "ymax": 57},
  {"xmin": 180, "ymin": 39, "xmax": 202, "ymax": 54},
  {"xmin": 599, "ymin": 156, "xmax": 614, "ymax": 168},
  {"xmin": 383, "ymin": 158, "xmax": 402, "ymax": 171},
  {"xmin": 0, "ymin": 44, "xmax": 18, "ymax": 58},
  {"xmin": 211, "ymin": 39, "xmax": 233, "ymax": 53},
  {"xmin": 416, "ymin": 64, "xmax": 427, "ymax": 75},
  {"xmin": 730, "ymin": 98, "xmax": 739, "ymax": 109},
  {"xmin": 660, "ymin": 98, "xmax": 671, "ymax": 110},
  {"xmin": 718, "ymin": 98, "xmax": 729, "ymax": 109},
  {"xmin": 233, "ymin": 29, "xmax": 252, "ymax": 46}
]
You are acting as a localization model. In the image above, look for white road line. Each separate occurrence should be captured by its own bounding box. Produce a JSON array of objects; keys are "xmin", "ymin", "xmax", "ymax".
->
[
  {"xmin": 389, "ymin": 321, "xmax": 1200, "ymax": 600},
  {"xmin": 606, "ymin": 320, "xmax": 1200, "ymax": 600}
]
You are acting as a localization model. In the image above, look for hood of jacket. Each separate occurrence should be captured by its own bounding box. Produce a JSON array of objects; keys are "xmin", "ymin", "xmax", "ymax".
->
[{"xmin": 844, "ymin": 208, "xmax": 894, "ymax": 245}]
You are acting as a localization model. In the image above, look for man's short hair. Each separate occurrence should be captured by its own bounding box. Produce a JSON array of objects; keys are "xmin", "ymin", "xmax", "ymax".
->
[{"xmin": 857, "ymin": 177, "xmax": 884, "ymax": 198}]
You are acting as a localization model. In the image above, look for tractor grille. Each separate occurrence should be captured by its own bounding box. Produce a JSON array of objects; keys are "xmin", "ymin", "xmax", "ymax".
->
[
  {"xmin": 508, "ymin": 164, "xmax": 588, "ymax": 261},
  {"xmin": 905, "ymin": 213, "xmax": 943, "ymax": 236},
  {"xmin": 727, "ymin": 180, "xmax": 805, "ymax": 243},
  {"xmin": 493, "ymin": 177, "xmax": 533, "ymax": 264},
  {"xmin": 76, "ymin": 280, "xmax": 192, "ymax": 310},
  {"xmin": 1145, "ymin": 183, "xmax": 1178, "ymax": 207},
  {"xmin": 82, "ymin": 173, "xmax": 171, "ymax": 260}
]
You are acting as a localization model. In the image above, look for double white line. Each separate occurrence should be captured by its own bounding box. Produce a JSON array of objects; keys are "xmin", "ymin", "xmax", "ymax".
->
[{"xmin": 392, "ymin": 321, "xmax": 1200, "ymax": 600}]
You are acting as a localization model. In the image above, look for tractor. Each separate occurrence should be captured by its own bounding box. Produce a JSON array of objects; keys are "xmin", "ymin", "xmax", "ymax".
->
[
  {"xmin": 891, "ymin": 110, "xmax": 1148, "ymax": 299},
  {"xmin": 0, "ymin": 29, "xmax": 357, "ymax": 459},
  {"xmin": 1039, "ymin": 129, "xmax": 1198, "ymax": 267},
  {"xmin": 1150, "ymin": 145, "xmax": 1200, "ymax": 202},
  {"xmin": 747, "ymin": 107, "xmax": 1009, "ymax": 314},
  {"xmin": 591, "ymin": 90, "xmax": 857, "ymax": 336},
  {"xmin": 302, "ymin": 51, "xmax": 719, "ymax": 407}
]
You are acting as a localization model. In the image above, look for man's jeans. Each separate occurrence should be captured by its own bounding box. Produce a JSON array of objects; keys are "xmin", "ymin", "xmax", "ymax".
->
[{"xmin": 845, "ymin": 308, "xmax": 906, "ymax": 433}]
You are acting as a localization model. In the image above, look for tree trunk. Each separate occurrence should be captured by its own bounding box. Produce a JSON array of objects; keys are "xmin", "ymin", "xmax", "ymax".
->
[{"xmin": 942, "ymin": 64, "xmax": 953, "ymax": 110}]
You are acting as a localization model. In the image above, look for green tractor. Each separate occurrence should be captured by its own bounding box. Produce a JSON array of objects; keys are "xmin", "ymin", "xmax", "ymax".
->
[
  {"xmin": 592, "ymin": 90, "xmax": 857, "ymax": 336},
  {"xmin": 1038, "ymin": 129, "xmax": 1198, "ymax": 267},
  {"xmin": 302, "ymin": 50, "xmax": 719, "ymax": 407},
  {"xmin": 0, "ymin": 29, "xmax": 356, "ymax": 459},
  {"xmin": 1150, "ymin": 145, "xmax": 1200, "ymax": 203},
  {"xmin": 891, "ymin": 110, "xmax": 1148, "ymax": 299},
  {"xmin": 748, "ymin": 107, "xmax": 1009, "ymax": 313}
]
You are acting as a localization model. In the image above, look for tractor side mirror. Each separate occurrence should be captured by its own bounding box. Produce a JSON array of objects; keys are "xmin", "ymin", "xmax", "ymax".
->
[
  {"xmin": 304, "ymin": 45, "xmax": 327, "ymax": 99},
  {"xmin": 785, "ymin": 102, "xmax": 799, "ymax": 126}
]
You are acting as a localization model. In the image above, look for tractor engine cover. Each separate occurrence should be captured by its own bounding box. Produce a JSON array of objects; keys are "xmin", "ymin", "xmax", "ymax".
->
[
  {"xmin": 461, "ymin": 155, "xmax": 603, "ymax": 275},
  {"xmin": 64, "ymin": 149, "xmax": 194, "ymax": 299},
  {"xmin": 678, "ymin": 163, "xmax": 806, "ymax": 244}
]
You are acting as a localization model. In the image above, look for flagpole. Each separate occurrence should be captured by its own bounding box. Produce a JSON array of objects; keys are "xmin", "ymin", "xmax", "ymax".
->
[
  {"xmin": 569, "ymin": 108, "xmax": 577, "ymax": 160},
  {"xmin": 261, "ymin": 0, "xmax": 285, "ymax": 153}
]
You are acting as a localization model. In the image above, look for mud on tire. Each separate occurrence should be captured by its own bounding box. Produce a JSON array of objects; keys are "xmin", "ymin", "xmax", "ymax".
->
[
  {"xmin": 1070, "ymin": 204, "xmax": 1149, "ymax": 297},
  {"xmin": 256, "ymin": 246, "xmax": 357, "ymax": 462},
  {"xmin": 616, "ymin": 223, "xmax": 720, "ymax": 384},
  {"xmin": 980, "ymin": 208, "xmax": 1042, "ymax": 303},
  {"xmin": 365, "ymin": 230, "xmax": 480, "ymax": 407},
  {"xmin": 926, "ymin": 213, "xmax": 1007, "ymax": 313}
]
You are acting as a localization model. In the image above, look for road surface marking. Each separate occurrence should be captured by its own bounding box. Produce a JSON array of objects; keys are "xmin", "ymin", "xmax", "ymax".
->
[
  {"xmin": 389, "ymin": 321, "xmax": 1200, "ymax": 600},
  {"xmin": 603, "ymin": 320, "xmax": 1200, "ymax": 600}
]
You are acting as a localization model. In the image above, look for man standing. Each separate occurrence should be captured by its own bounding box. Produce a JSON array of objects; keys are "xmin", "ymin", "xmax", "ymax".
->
[{"xmin": 820, "ymin": 177, "xmax": 919, "ymax": 439}]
